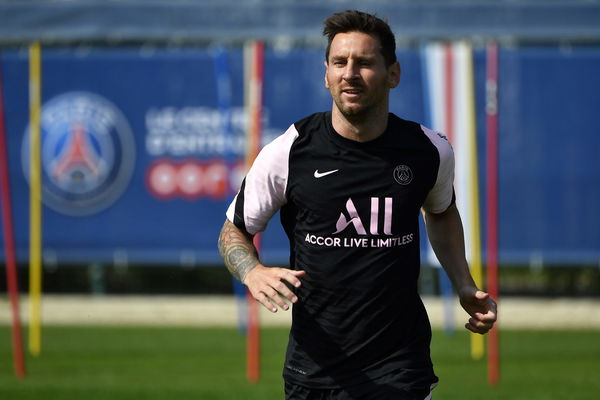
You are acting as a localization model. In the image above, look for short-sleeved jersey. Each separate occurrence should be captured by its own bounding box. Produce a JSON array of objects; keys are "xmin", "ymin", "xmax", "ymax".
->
[{"xmin": 227, "ymin": 112, "xmax": 454, "ymax": 390}]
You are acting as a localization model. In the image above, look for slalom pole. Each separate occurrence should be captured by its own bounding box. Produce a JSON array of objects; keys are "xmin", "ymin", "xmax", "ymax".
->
[
  {"xmin": 244, "ymin": 40, "xmax": 264, "ymax": 384},
  {"xmin": 437, "ymin": 43, "xmax": 456, "ymax": 334},
  {"xmin": 420, "ymin": 43, "xmax": 454, "ymax": 335},
  {"xmin": 28, "ymin": 42, "xmax": 43, "ymax": 357},
  {"xmin": 485, "ymin": 40, "xmax": 500, "ymax": 385},
  {"xmin": 461, "ymin": 41, "xmax": 485, "ymax": 361},
  {"xmin": 0, "ymin": 56, "xmax": 27, "ymax": 378}
]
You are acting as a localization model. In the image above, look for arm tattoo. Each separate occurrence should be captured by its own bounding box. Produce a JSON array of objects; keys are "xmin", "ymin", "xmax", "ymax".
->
[{"xmin": 218, "ymin": 220, "xmax": 260, "ymax": 282}]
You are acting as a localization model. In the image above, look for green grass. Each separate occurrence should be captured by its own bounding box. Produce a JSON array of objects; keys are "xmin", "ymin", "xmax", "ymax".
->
[{"xmin": 1, "ymin": 326, "xmax": 599, "ymax": 399}]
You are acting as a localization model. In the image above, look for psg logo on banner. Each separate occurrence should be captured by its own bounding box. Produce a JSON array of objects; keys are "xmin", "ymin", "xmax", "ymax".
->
[{"xmin": 21, "ymin": 92, "xmax": 136, "ymax": 216}]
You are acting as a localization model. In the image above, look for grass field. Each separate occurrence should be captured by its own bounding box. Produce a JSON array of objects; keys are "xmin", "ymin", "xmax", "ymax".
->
[{"xmin": 1, "ymin": 326, "xmax": 599, "ymax": 399}]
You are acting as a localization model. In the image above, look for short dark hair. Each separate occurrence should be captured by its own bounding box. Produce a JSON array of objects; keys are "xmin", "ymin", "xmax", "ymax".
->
[{"xmin": 323, "ymin": 10, "xmax": 397, "ymax": 67}]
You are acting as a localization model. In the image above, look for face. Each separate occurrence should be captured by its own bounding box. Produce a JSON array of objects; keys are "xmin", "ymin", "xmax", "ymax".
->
[{"xmin": 324, "ymin": 31, "xmax": 400, "ymax": 121}]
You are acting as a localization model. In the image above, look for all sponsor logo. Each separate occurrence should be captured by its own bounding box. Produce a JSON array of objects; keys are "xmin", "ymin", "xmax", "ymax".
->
[
  {"xmin": 334, "ymin": 197, "xmax": 392, "ymax": 235},
  {"xmin": 305, "ymin": 197, "xmax": 414, "ymax": 249},
  {"xmin": 21, "ymin": 92, "xmax": 135, "ymax": 216}
]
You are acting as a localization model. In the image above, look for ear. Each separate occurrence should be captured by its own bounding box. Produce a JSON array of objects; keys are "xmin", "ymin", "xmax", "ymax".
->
[
  {"xmin": 324, "ymin": 60, "xmax": 330, "ymax": 89},
  {"xmin": 388, "ymin": 61, "xmax": 401, "ymax": 88}
]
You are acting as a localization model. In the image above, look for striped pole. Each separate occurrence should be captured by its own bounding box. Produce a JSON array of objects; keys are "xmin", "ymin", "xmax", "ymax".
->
[
  {"xmin": 424, "ymin": 42, "xmax": 485, "ymax": 355},
  {"xmin": 244, "ymin": 40, "xmax": 264, "ymax": 383},
  {"xmin": 435, "ymin": 41, "xmax": 485, "ymax": 359},
  {"xmin": 28, "ymin": 42, "xmax": 43, "ymax": 357},
  {"xmin": 0, "ymin": 55, "xmax": 27, "ymax": 378},
  {"xmin": 459, "ymin": 41, "xmax": 485, "ymax": 361},
  {"xmin": 485, "ymin": 40, "xmax": 500, "ymax": 385},
  {"xmin": 420, "ymin": 42, "xmax": 455, "ymax": 335}
]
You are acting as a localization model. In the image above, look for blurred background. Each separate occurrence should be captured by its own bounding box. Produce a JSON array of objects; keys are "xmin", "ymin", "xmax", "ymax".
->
[
  {"xmin": 0, "ymin": 1, "xmax": 599, "ymax": 399},
  {"xmin": 1, "ymin": 0, "xmax": 598, "ymax": 298}
]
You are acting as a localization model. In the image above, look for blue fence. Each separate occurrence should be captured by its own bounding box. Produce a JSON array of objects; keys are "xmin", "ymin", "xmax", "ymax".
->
[{"xmin": 0, "ymin": 44, "xmax": 599, "ymax": 266}]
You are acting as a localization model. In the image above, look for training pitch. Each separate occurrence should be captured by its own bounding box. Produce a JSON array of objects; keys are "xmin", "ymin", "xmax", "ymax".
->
[{"xmin": 0, "ymin": 326, "xmax": 598, "ymax": 399}]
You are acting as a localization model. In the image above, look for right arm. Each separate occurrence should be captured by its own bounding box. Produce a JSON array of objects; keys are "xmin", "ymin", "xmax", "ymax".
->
[
  {"xmin": 218, "ymin": 219, "xmax": 260, "ymax": 283},
  {"xmin": 218, "ymin": 219, "xmax": 305, "ymax": 312},
  {"xmin": 219, "ymin": 124, "xmax": 304, "ymax": 311}
]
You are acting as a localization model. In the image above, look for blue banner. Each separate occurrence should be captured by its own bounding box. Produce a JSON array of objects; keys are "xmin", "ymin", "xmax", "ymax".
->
[{"xmin": 0, "ymin": 45, "xmax": 598, "ymax": 266}]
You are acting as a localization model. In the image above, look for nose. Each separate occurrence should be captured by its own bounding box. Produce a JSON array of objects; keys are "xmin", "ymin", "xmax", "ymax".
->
[{"xmin": 342, "ymin": 61, "xmax": 360, "ymax": 81}]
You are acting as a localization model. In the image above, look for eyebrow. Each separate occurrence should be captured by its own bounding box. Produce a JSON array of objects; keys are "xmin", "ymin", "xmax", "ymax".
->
[{"xmin": 330, "ymin": 54, "xmax": 377, "ymax": 62}]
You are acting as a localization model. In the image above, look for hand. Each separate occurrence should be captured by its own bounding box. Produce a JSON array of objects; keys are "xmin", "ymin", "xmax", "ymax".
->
[
  {"xmin": 458, "ymin": 286, "xmax": 497, "ymax": 334},
  {"xmin": 243, "ymin": 265, "xmax": 306, "ymax": 313}
]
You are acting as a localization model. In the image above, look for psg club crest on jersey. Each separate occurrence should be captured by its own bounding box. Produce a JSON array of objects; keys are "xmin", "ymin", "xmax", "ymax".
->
[
  {"xmin": 21, "ymin": 92, "xmax": 135, "ymax": 216},
  {"xmin": 393, "ymin": 165, "xmax": 413, "ymax": 185}
]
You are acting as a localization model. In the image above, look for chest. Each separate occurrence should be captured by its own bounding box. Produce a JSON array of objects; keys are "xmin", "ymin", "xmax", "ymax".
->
[{"xmin": 285, "ymin": 139, "xmax": 438, "ymax": 234}]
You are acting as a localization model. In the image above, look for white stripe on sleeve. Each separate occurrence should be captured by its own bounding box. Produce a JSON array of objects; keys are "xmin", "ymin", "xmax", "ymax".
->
[
  {"xmin": 226, "ymin": 124, "xmax": 299, "ymax": 235},
  {"xmin": 421, "ymin": 124, "xmax": 455, "ymax": 214}
]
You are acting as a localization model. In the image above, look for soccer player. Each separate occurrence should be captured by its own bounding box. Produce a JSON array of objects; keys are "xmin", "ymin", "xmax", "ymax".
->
[{"xmin": 218, "ymin": 9, "xmax": 497, "ymax": 400}]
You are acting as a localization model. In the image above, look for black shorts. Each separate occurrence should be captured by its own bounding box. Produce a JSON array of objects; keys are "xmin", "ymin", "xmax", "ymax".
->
[{"xmin": 284, "ymin": 380, "xmax": 435, "ymax": 400}]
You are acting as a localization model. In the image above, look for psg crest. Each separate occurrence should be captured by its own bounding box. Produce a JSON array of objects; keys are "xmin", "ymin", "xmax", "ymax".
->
[
  {"xmin": 21, "ymin": 92, "xmax": 135, "ymax": 216},
  {"xmin": 393, "ymin": 165, "xmax": 413, "ymax": 185}
]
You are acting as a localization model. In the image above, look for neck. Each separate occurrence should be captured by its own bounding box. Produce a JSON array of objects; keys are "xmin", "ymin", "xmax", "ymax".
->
[{"xmin": 331, "ymin": 105, "xmax": 389, "ymax": 142}]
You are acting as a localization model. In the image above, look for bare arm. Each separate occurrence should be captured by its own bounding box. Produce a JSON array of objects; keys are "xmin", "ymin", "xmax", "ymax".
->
[
  {"xmin": 218, "ymin": 219, "xmax": 305, "ymax": 312},
  {"xmin": 217, "ymin": 219, "xmax": 260, "ymax": 282},
  {"xmin": 424, "ymin": 203, "xmax": 497, "ymax": 334},
  {"xmin": 424, "ymin": 203, "xmax": 475, "ymax": 290}
]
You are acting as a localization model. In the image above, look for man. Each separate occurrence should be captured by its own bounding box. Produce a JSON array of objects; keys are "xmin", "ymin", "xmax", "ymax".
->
[{"xmin": 218, "ymin": 9, "xmax": 497, "ymax": 400}]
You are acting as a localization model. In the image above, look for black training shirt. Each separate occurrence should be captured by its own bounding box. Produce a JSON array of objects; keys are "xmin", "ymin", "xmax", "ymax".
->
[{"xmin": 227, "ymin": 112, "xmax": 454, "ymax": 390}]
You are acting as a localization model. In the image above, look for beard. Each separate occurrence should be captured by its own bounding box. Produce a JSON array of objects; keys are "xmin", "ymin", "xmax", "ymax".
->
[
  {"xmin": 332, "ymin": 93, "xmax": 377, "ymax": 123},
  {"xmin": 328, "ymin": 76, "xmax": 390, "ymax": 124}
]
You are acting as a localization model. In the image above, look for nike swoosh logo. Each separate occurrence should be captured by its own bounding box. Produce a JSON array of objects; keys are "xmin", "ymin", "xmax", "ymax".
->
[{"xmin": 314, "ymin": 169, "xmax": 339, "ymax": 178}]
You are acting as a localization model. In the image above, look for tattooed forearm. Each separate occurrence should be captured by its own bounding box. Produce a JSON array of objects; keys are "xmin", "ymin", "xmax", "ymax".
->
[{"xmin": 218, "ymin": 220, "xmax": 260, "ymax": 282}]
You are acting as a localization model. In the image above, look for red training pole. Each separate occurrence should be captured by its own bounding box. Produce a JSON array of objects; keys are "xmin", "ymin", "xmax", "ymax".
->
[
  {"xmin": 246, "ymin": 234, "xmax": 261, "ymax": 383},
  {"xmin": 245, "ymin": 40, "xmax": 264, "ymax": 384},
  {"xmin": 0, "ymin": 60, "xmax": 27, "ymax": 378},
  {"xmin": 485, "ymin": 40, "xmax": 500, "ymax": 385}
]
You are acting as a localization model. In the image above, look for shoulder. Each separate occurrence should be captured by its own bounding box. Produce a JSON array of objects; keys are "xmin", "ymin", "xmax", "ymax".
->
[
  {"xmin": 257, "ymin": 112, "xmax": 328, "ymax": 167},
  {"xmin": 387, "ymin": 114, "xmax": 451, "ymax": 157},
  {"xmin": 387, "ymin": 114, "xmax": 437, "ymax": 145},
  {"xmin": 293, "ymin": 112, "xmax": 329, "ymax": 137},
  {"xmin": 263, "ymin": 122, "xmax": 300, "ymax": 153},
  {"xmin": 418, "ymin": 124, "xmax": 453, "ymax": 157},
  {"xmin": 420, "ymin": 124, "xmax": 456, "ymax": 213}
]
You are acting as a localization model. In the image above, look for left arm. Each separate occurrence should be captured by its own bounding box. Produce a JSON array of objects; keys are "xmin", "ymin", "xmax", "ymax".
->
[{"xmin": 424, "ymin": 203, "xmax": 497, "ymax": 334}]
